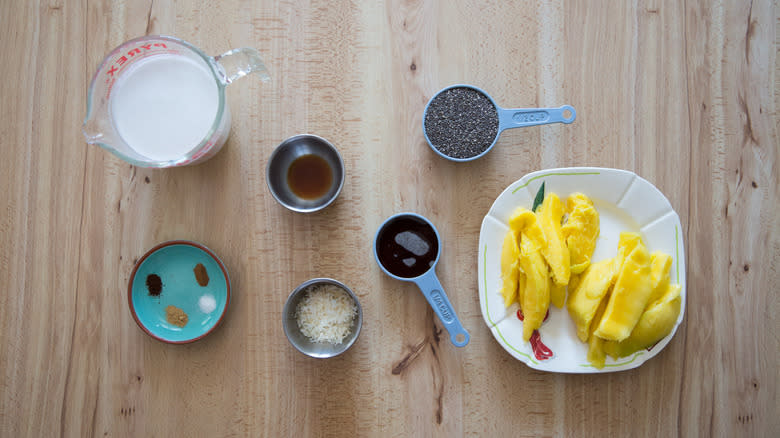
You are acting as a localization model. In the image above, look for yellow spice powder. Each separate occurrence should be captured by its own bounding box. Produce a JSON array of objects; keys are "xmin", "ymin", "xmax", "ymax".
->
[{"xmin": 165, "ymin": 305, "xmax": 188, "ymax": 327}]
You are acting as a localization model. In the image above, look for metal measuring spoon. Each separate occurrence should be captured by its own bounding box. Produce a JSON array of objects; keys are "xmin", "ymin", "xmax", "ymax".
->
[
  {"xmin": 423, "ymin": 84, "xmax": 576, "ymax": 162},
  {"xmin": 374, "ymin": 213, "xmax": 470, "ymax": 347}
]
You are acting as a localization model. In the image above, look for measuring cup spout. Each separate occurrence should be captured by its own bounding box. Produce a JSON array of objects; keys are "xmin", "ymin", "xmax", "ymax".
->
[
  {"xmin": 82, "ymin": 111, "xmax": 106, "ymax": 145},
  {"xmin": 82, "ymin": 125, "xmax": 102, "ymax": 144},
  {"xmin": 413, "ymin": 271, "xmax": 470, "ymax": 347},
  {"xmin": 213, "ymin": 47, "xmax": 270, "ymax": 85}
]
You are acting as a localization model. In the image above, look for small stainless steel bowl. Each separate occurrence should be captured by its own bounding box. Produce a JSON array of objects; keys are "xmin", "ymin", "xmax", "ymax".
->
[
  {"xmin": 266, "ymin": 134, "xmax": 345, "ymax": 213},
  {"xmin": 282, "ymin": 278, "xmax": 363, "ymax": 358}
]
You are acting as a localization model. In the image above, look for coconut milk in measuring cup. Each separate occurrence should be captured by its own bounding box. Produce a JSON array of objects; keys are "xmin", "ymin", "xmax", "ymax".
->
[{"xmin": 83, "ymin": 35, "xmax": 269, "ymax": 167}]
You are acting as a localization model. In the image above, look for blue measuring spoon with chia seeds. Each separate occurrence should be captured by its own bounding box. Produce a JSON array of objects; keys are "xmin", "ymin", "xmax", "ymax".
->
[{"xmin": 422, "ymin": 84, "xmax": 576, "ymax": 162}]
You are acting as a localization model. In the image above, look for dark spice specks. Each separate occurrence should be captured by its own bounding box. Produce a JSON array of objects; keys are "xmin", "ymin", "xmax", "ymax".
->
[
  {"xmin": 146, "ymin": 274, "xmax": 162, "ymax": 296},
  {"xmin": 424, "ymin": 87, "xmax": 499, "ymax": 159}
]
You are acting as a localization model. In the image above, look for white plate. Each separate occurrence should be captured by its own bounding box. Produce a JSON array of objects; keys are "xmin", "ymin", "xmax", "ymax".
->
[{"xmin": 478, "ymin": 167, "xmax": 686, "ymax": 373}]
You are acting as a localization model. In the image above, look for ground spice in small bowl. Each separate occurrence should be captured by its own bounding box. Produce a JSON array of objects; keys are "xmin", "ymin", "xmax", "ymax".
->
[
  {"xmin": 198, "ymin": 294, "xmax": 217, "ymax": 313},
  {"xmin": 193, "ymin": 263, "xmax": 209, "ymax": 286},
  {"xmin": 165, "ymin": 305, "xmax": 189, "ymax": 327},
  {"xmin": 424, "ymin": 87, "xmax": 499, "ymax": 159},
  {"xmin": 146, "ymin": 274, "xmax": 162, "ymax": 296}
]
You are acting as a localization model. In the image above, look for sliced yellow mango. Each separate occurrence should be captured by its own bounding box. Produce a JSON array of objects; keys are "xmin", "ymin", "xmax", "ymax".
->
[
  {"xmin": 550, "ymin": 280, "xmax": 566, "ymax": 309},
  {"xmin": 568, "ymin": 273, "xmax": 582, "ymax": 295},
  {"xmin": 509, "ymin": 208, "xmax": 546, "ymax": 251},
  {"xmin": 538, "ymin": 193, "xmax": 570, "ymax": 286},
  {"xmin": 594, "ymin": 243, "xmax": 653, "ymax": 341},
  {"xmin": 566, "ymin": 257, "xmax": 618, "ymax": 342},
  {"xmin": 587, "ymin": 335, "xmax": 606, "ymax": 369},
  {"xmin": 646, "ymin": 252, "xmax": 672, "ymax": 308},
  {"xmin": 519, "ymin": 247, "xmax": 549, "ymax": 341},
  {"xmin": 517, "ymin": 268, "xmax": 526, "ymax": 310},
  {"xmin": 617, "ymin": 232, "xmax": 643, "ymax": 258},
  {"xmin": 499, "ymin": 230, "xmax": 520, "ymax": 307},
  {"xmin": 604, "ymin": 284, "xmax": 682, "ymax": 359},
  {"xmin": 586, "ymin": 292, "xmax": 611, "ymax": 369},
  {"xmin": 562, "ymin": 193, "xmax": 600, "ymax": 274},
  {"xmin": 514, "ymin": 212, "xmax": 550, "ymax": 341}
]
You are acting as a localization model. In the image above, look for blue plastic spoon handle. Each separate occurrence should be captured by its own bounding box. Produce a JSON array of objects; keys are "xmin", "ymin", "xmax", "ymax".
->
[
  {"xmin": 498, "ymin": 105, "xmax": 576, "ymax": 131},
  {"xmin": 414, "ymin": 271, "xmax": 470, "ymax": 347}
]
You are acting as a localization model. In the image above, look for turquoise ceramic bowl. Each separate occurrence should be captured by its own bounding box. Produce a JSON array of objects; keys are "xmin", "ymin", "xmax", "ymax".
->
[{"xmin": 128, "ymin": 241, "xmax": 230, "ymax": 344}]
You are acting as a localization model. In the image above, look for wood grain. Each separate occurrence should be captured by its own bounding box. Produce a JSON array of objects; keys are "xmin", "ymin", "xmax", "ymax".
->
[{"xmin": 0, "ymin": 0, "xmax": 777, "ymax": 436}]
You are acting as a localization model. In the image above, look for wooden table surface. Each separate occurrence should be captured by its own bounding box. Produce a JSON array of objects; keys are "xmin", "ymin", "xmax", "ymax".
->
[{"xmin": 1, "ymin": 1, "xmax": 778, "ymax": 436}]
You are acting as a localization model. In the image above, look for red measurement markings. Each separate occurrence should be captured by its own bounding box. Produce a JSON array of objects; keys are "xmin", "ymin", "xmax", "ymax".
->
[
  {"xmin": 102, "ymin": 46, "xmax": 181, "ymax": 99},
  {"xmin": 106, "ymin": 43, "xmax": 167, "ymax": 76}
]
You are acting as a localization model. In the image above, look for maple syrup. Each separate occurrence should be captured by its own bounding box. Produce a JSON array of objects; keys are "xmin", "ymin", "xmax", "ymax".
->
[
  {"xmin": 287, "ymin": 154, "xmax": 333, "ymax": 200},
  {"xmin": 376, "ymin": 216, "xmax": 439, "ymax": 278}
]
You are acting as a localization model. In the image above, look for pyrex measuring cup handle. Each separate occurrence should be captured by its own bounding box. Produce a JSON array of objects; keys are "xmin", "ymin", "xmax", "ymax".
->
[
  {"xmin": 413, "ymin": 271, "xmax": 470, "ymax": 347},
  {"xmin": 498, "ymin": 105, "xmax": 576, "ymax": 130},
  {"xmin": 213, "ymin": 47, "xmax": 271, "ymax": 85}
]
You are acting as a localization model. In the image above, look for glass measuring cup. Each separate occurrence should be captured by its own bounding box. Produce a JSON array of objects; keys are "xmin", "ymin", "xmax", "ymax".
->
[
  {"xmin": 83, "ymin": 35, "xmax": 270, "ymax": 167},
  {"xmin": 373, "ymin": 213, "xmax": 470, "ymax": 347},
  {"xmin": 422, "ymin": 84, "xmax": 576, "ymax": 162}
]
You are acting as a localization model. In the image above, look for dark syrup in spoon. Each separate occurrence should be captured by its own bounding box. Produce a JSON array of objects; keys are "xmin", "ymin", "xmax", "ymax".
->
[{"xmin": 376, "ymin": 216, "xmax": 438, "ymax": 278}]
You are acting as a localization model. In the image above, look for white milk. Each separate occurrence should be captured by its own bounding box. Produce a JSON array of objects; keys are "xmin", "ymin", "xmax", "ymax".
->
[{"xmin": 110, "ymin": 56, "xmax": 220, "ymax": 162}]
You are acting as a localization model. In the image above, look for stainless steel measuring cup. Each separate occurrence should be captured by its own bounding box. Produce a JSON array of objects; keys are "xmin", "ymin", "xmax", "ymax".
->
[
  {"xmin": 422, "ymin": 84, "xmax": 576, "ymax": 162},
  {"xmin": 373, "ymin": 213, "xmax": 470, "ymax": 347}
]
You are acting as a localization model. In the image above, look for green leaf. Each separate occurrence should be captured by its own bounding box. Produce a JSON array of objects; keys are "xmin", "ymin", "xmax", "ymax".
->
[{"xmin": 532, "ymin": 181, "xmax": 545, "ymax": 212}]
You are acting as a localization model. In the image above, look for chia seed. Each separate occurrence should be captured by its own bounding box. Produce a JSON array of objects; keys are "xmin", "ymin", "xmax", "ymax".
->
[{"xmin": 424, "ymin": 87, "xmax": 499, "ymax": 159}]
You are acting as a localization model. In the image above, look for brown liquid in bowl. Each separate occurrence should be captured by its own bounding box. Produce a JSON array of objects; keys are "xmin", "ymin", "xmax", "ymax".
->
[{"xmin": 287, "ymin": 154, "xmax": 333, "ymax": 199}]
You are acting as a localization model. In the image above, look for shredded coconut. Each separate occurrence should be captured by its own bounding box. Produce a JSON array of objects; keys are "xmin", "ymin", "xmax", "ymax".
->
[{"xmin": 295, "ymin": 284, "xmax": 357, "ymax": 344}]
